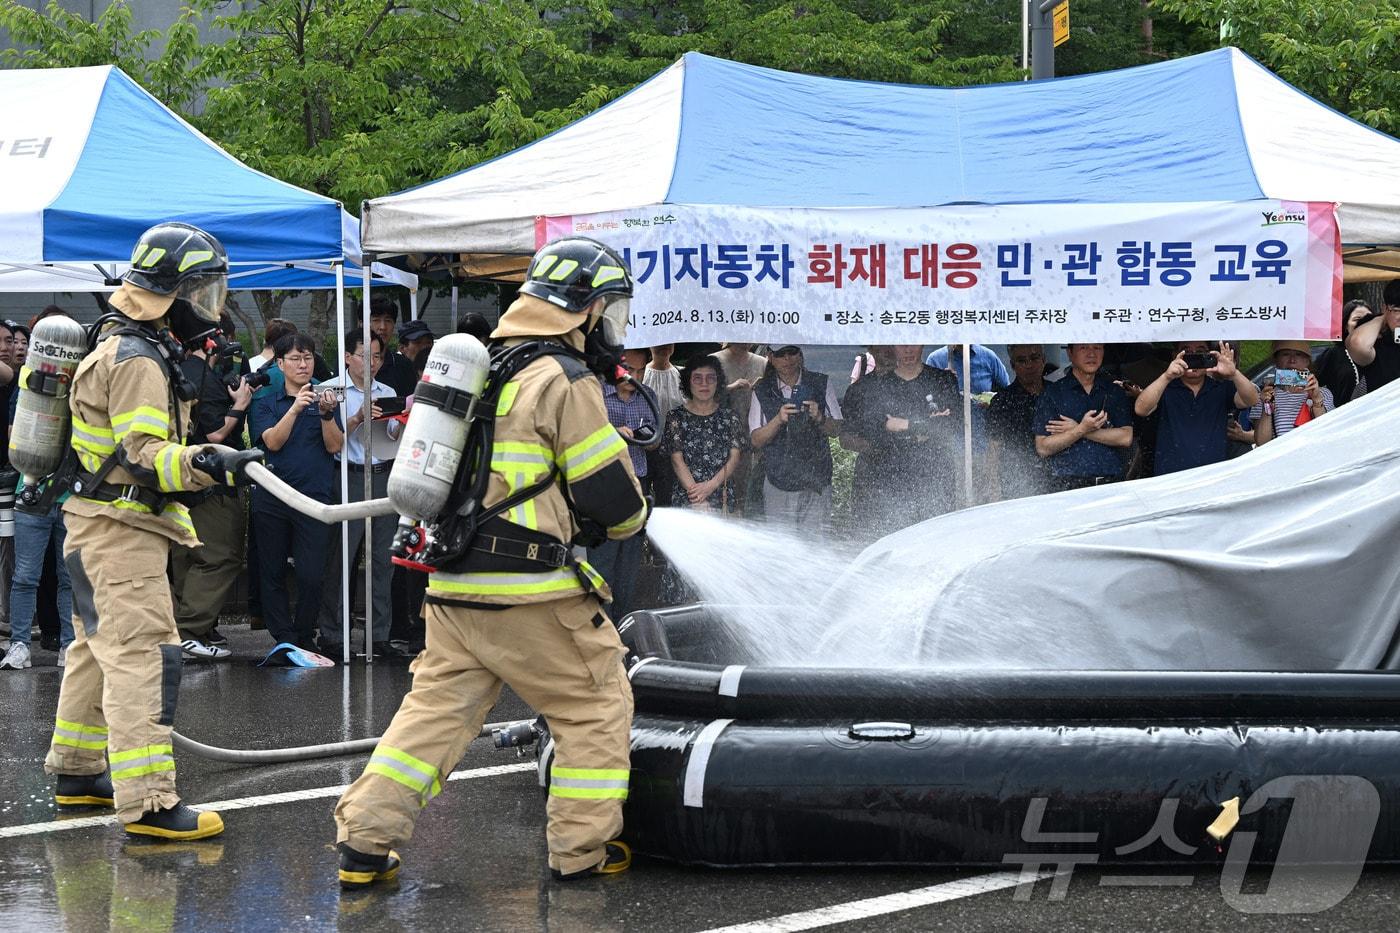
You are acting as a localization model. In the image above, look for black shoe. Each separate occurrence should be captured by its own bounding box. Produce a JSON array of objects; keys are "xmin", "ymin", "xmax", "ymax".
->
[
  {"xmin": 552, "ymin": 841, "xmax": 632, "ymax": 881},
  {"xmin": 207, "ymin": 628, "xmax": 228, "ymax": 647},
  {"xmin": 39, "ymin": 633, "xmax": 60, "ymax": 652},
  {"xmin": 124, "ymin": 804, "xmax": 224, "ymax": 841},
  {"xmin": 55, "ymin": 772, "xmax": 115, "ymax": 808},
  {"xmin": 373, "ymin": 641, "xmax": 411, "ymax": 659},
  {"xmin": 338, "ymin": 843, "xmax": 401, "ymax": 889}
]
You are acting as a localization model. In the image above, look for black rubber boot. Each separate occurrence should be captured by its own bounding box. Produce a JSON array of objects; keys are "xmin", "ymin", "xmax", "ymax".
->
[
  {"xmin": 552, "ymin": 840, "xmax": 632, "ymax": 881},
  {"xmin": 338, "ymin": 843, "xmax": 401, "ymax": 889},
  {"xmin": 124, "ymin": 804, "xmax": 224, "ymax": 841},
  {"xmin": 55, "ymin": 772, "xmax": 115, "ymax": 808}
]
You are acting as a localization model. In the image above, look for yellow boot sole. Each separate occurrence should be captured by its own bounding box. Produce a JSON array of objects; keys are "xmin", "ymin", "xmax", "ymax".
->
[
  {"xmin": 124, "ymin": 811, "xmax": 224, "ymax": 841},
  {"xmin": 55, "ymin": 794, "xmax": 115, "ymax": 808},
  {"xmin": 339, "ymin": 850, "xmax": 401, "ymax": 889}
]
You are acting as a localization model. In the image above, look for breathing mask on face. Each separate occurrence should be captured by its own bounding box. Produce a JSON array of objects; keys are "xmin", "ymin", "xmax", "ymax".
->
[{"xmin": 583, "ymin": 296, "xmax": 631, "ymax": 383}]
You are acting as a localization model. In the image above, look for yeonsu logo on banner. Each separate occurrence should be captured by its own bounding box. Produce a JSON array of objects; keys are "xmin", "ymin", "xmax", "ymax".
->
[{"xmin": 540, "ymin": 201, "xmax": 1341, "ymax": 346}]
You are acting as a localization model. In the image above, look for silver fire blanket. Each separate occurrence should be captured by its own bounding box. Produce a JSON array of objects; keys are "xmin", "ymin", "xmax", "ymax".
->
[{"xmin": 819, "ymin": 378, "xmax": 1400, "ymax": 671}]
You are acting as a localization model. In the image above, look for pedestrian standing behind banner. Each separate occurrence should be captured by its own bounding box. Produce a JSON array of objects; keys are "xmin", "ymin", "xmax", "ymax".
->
[
  {"xmin": 711, "ymin": 343, "xmax": 767, "ymax": 514},
  {"xmin": 849, "ymin": 345, "xmax": 963, "ymax": 534},
  {"xmin": 43, "ymin": 223, "xmax": 261, "ymax": 841},
  {"xmin": 668, "ymin": 357, "xmax": 745, "ymax": 513},
  {"xmin": 642, "ymin": 344, "xmax": 682, "ymax": 508},
  {"xmin": 748, "ymin": 346, "xmax": 842, "ymax": 533}
]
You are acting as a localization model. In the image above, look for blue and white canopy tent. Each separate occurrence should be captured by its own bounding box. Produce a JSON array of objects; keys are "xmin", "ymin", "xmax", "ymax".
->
[
  {"xmin": 363, "ymin": 47, "xmax": 1400, "ymax": 283},
  {"xmin": 0, "ymin": 64, "xmax": 417, "ymax": 662},
  {"xmin": 0, "ymin": 65, "xmax": 416, "ymax": 297},
  {"xmin": 361, "ymin": 46, "xmax": 1400, "ymax": 500}
]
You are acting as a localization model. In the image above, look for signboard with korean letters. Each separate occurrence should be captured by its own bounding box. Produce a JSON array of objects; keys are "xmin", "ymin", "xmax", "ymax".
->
[{"xmin": 539, "ymin": 201, "xmax": 1341, "ymax": 346}]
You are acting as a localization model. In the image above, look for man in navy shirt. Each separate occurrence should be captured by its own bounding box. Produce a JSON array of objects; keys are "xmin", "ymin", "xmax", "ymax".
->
[
  {"xmin": 1033, "ymin": 343, "xmax": 1133, "ymax": 490},
  {"xmin": 249, "ymin": 334, "xmax": 343, "ymax": 649},
  {"xmin": 1132, "ymin": 341, "xmax": 1258, "ymax": 475}
]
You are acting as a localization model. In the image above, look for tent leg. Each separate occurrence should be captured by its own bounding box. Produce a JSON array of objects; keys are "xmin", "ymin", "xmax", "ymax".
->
[
  {"xmin": 336, "ymin": 263, "xmax": 351, "ymax": 666},
  {"xmin": 963, "ymin": 343, "xmax": 973, "ymax": 507},
  {"xmin": 410, "ymin": 288, "xmax": 419, "ymax": 322},
  {"xmin": 451, "ymin": 285, "xmax": 459, "ymax": 332},
  {"xmin": 362, "ymin": 259, "xmax": 375, "ymax": 664}
]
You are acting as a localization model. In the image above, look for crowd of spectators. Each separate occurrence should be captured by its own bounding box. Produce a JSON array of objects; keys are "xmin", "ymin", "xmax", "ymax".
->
[{"xmin": 0, "ymin": 281, "xmax": 1395, "ymax": 668}]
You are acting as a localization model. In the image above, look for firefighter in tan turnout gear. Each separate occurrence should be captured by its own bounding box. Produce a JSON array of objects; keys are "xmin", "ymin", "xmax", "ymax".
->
[
  {"xmin": 43, "ymin": 222, "xmax": 262, "ymax": 840},
  {"xmin": 334, "ymin": 237, "xmax": 649, "ymax": 887}
]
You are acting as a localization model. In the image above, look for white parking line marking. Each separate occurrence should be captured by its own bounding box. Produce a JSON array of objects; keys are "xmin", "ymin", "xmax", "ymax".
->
[
  {"xmin": 696, "ymin": 871, "xmax": 1050, "ymax": 933},
  {"xmin": 0, "ymin": 761, "xmax": 535, "ymax": 839}
]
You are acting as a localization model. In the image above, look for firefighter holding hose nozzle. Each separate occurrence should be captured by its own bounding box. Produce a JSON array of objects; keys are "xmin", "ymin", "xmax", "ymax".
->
[
  {"xmin": 38, "ymin": 223, "xmax": 261, "ymax": 840},
  {"xmin": 334, "ymin": 237, "xmax": 648, "ymax": 888}
]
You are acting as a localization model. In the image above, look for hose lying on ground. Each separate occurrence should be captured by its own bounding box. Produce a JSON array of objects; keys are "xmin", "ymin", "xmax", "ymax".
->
[{"xmin": 171, "ymin": 719, "xmax": 531, "ymax": 765}]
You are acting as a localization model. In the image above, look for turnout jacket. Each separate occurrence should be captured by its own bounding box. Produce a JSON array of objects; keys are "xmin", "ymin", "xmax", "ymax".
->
[
  {"xmin": 427, "ymin": 335, "xmax": 648, "ymax": 607},
  {"xmin": 64, "ymin": 323, "xmax": 219, "ymax": 547}
]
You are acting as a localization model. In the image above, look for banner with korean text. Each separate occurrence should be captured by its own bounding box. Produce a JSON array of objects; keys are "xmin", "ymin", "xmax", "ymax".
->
[{"xmin": 537, "ymin": 201, "xmax": 1342, "ymax": 347}]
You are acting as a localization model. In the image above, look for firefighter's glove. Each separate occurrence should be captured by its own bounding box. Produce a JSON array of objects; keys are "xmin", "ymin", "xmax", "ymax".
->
[
  {"xmin": 192, "ymin": 446, "xmax": 264, "ymax": 487},
  {"xmin": 572, "ymin": 518, "xmax": 608, "ymax": 549}
]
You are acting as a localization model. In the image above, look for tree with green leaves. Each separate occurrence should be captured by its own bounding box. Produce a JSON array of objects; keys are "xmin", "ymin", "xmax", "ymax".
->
[{"xmin": 1155, "ymin": 0, "xmax": 1400, "ymax": 133}]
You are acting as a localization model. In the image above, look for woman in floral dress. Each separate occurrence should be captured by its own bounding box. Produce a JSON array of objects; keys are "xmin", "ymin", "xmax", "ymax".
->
[{"xmin": 666, "ymin": 357, "xmax": 746, "ymax": 513}]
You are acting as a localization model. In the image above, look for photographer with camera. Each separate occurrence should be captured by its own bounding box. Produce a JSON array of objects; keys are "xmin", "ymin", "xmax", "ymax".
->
[
  {"xmin": 1133, "ymin": 340, "xmax": 1257, "ymax": 475},
  {"xmin": 1343, "ymin": 281, "xmax": 1400, "ymax": 394},
  {"xmin": 169, "ymin": 312, "xmax": 254, "ymax": 660},
  {"xmin": 749, "ymin": 345, "xmax": 842, "ymax": 533},
  {"xmin": 1250, "ymin": 340, "xmax": 1333, "ymax": 447}
]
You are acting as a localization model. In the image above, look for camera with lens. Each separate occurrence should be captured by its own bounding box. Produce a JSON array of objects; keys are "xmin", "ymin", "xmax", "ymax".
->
[
  {"xmin": 0, "ymin": 466, "xmax": 17, "ymax": 539},
  {"xmin": 241, "ymin": 368, "xmax": 272, "ymax": 391}
]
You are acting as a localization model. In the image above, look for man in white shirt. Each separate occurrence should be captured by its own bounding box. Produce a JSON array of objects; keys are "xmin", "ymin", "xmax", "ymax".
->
[{"xmin": 316, "ymin": 331, "xmax": 404, "ymax": 658}]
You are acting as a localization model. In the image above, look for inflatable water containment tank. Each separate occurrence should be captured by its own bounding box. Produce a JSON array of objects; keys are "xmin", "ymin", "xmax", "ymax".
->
[{"xmin": 587, "ymin": 606, "xmax": 1400, "ymax": 868}]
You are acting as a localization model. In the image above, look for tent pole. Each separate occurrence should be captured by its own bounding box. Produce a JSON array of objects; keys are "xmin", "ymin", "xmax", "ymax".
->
[
  {"xmin": 362, "ymin": 259, "xmax": 375, "ymax": 664},
  {"xmin": 1022, "ymin": 0, "xmax": 1030, "ymax": 75},
  {"xmin": 451, "ymin": 285, "xmax": 459, "ymax": 332},
  {"xmin": 963, "ymin": 343, "xmax": 973, "ymax": 507},
  {"xmin": 410, "ymin": 288, "xmax": 419, "ymax": 322},
  {"xmin": 335, "ymin": 263, "xmax": 351, "ymax": 665}
]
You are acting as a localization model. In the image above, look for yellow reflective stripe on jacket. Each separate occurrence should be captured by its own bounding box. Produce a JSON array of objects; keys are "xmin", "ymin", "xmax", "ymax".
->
[
  {"xmin": 549, "ymin": 765, "xmax": 629, "ymax": 800},
  {"xmin": 52, "ymin": 717, "xmax": 109, "ymax": 750},
  {"xmin": 78, "ymin": 497, "xmax": 196, "ymax": 538},
  {"xmin": 558, "ymin": 425, "xmax": 626, "ymax": 481},
  {"xmin": 611, "ymin": 507, "xmax": 646, "ymax": 536},
  {"xmin": 427, "ymin": 568, "xmax": 582, "ymax": 597},
  {"xmin": 109, "ymin": 744, "xmax": 175, "ymax": 781},
  {"xmin": 366, "ymin": 745, "xmax": 442, "ymax": 806},
  {"xmin": 71, "ymin": 417, "xmax": 117, "ymax": 456},
  {"xmin": 111, "ymin": 405, "xmax": 170, "ymax": 440},
  {"xmin": 496, "ymin": 381, "xmax": 521, "ymax": 417},
  {"xmin": 492, "ymin": 442, "xmax": 553, "ymax": 530},
  {"xmin": 154, "ymin": 445, "xmax": 184, "ymax": 493}
]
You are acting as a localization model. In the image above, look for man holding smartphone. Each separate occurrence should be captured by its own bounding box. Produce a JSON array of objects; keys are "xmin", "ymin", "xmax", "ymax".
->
[
  {"xmin": 315, "ymin": 331, "xmax": 405, "ymax": 658},
  {"xmin": 1133, "ymin": 341, "xmax": 1258, "ymax": 475},
  {"xmin": 1033, "ymin": 343, "xmax": 1133, "ymax": 490}
]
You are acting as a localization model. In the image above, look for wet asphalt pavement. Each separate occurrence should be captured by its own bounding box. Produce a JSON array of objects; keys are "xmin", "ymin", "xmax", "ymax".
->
[{"xmin": 1, "ymin": 624, "xmax": 1397, "ymax": 932}]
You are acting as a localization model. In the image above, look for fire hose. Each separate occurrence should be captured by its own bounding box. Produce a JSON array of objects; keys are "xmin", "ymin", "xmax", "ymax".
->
[{"xmin": 168, "ymin": 462, "xmax": 538, "ymax": 764}]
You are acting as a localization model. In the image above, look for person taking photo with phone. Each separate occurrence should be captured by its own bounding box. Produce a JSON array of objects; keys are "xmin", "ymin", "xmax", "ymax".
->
[
  {"xmin": 1344, "ymin": 280, "xmax": 1400, "ymax": 394},
  {"xmin": 1133, "ymin": 341, "xmax": 1258, "ymax": 475},
  {"xmin": 315, "ymin": 330, "xmax": 407, "ymax": 659},
  {"xmin": 1250, "ymin": 341, "xmax": 1333, "ymax": 446}
]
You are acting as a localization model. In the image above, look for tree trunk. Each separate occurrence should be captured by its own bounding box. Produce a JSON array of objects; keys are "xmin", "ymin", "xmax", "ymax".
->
[
  {"xmin": 307, "ymin": 290, "xmax": 333, "ymax": 350},
  {"xmin": 224, "ymin": 293, "xmax": 262, "ymax": 350}
]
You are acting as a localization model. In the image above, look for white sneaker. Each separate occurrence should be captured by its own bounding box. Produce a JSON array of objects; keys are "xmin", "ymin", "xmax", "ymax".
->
[
  {"xmin": 57, "ymin": 646, "xmax": 67, "ymax": 668},
  {"xmin": 0, "ymin": 642, "xmax": 32, "ymax": 670},
  {"xmin": 181, "ymin": 639, "xmax": 231, "ymax": 661}
]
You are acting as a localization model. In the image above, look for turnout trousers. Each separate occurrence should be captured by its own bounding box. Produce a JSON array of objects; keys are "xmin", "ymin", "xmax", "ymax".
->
[
  {"xmin": 44, "ymin": 511, "xmax": 183, "ymax": 822},
  {"xmin": 335, "ymin": 593, "xmax": 634, "ymax": 876}
]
